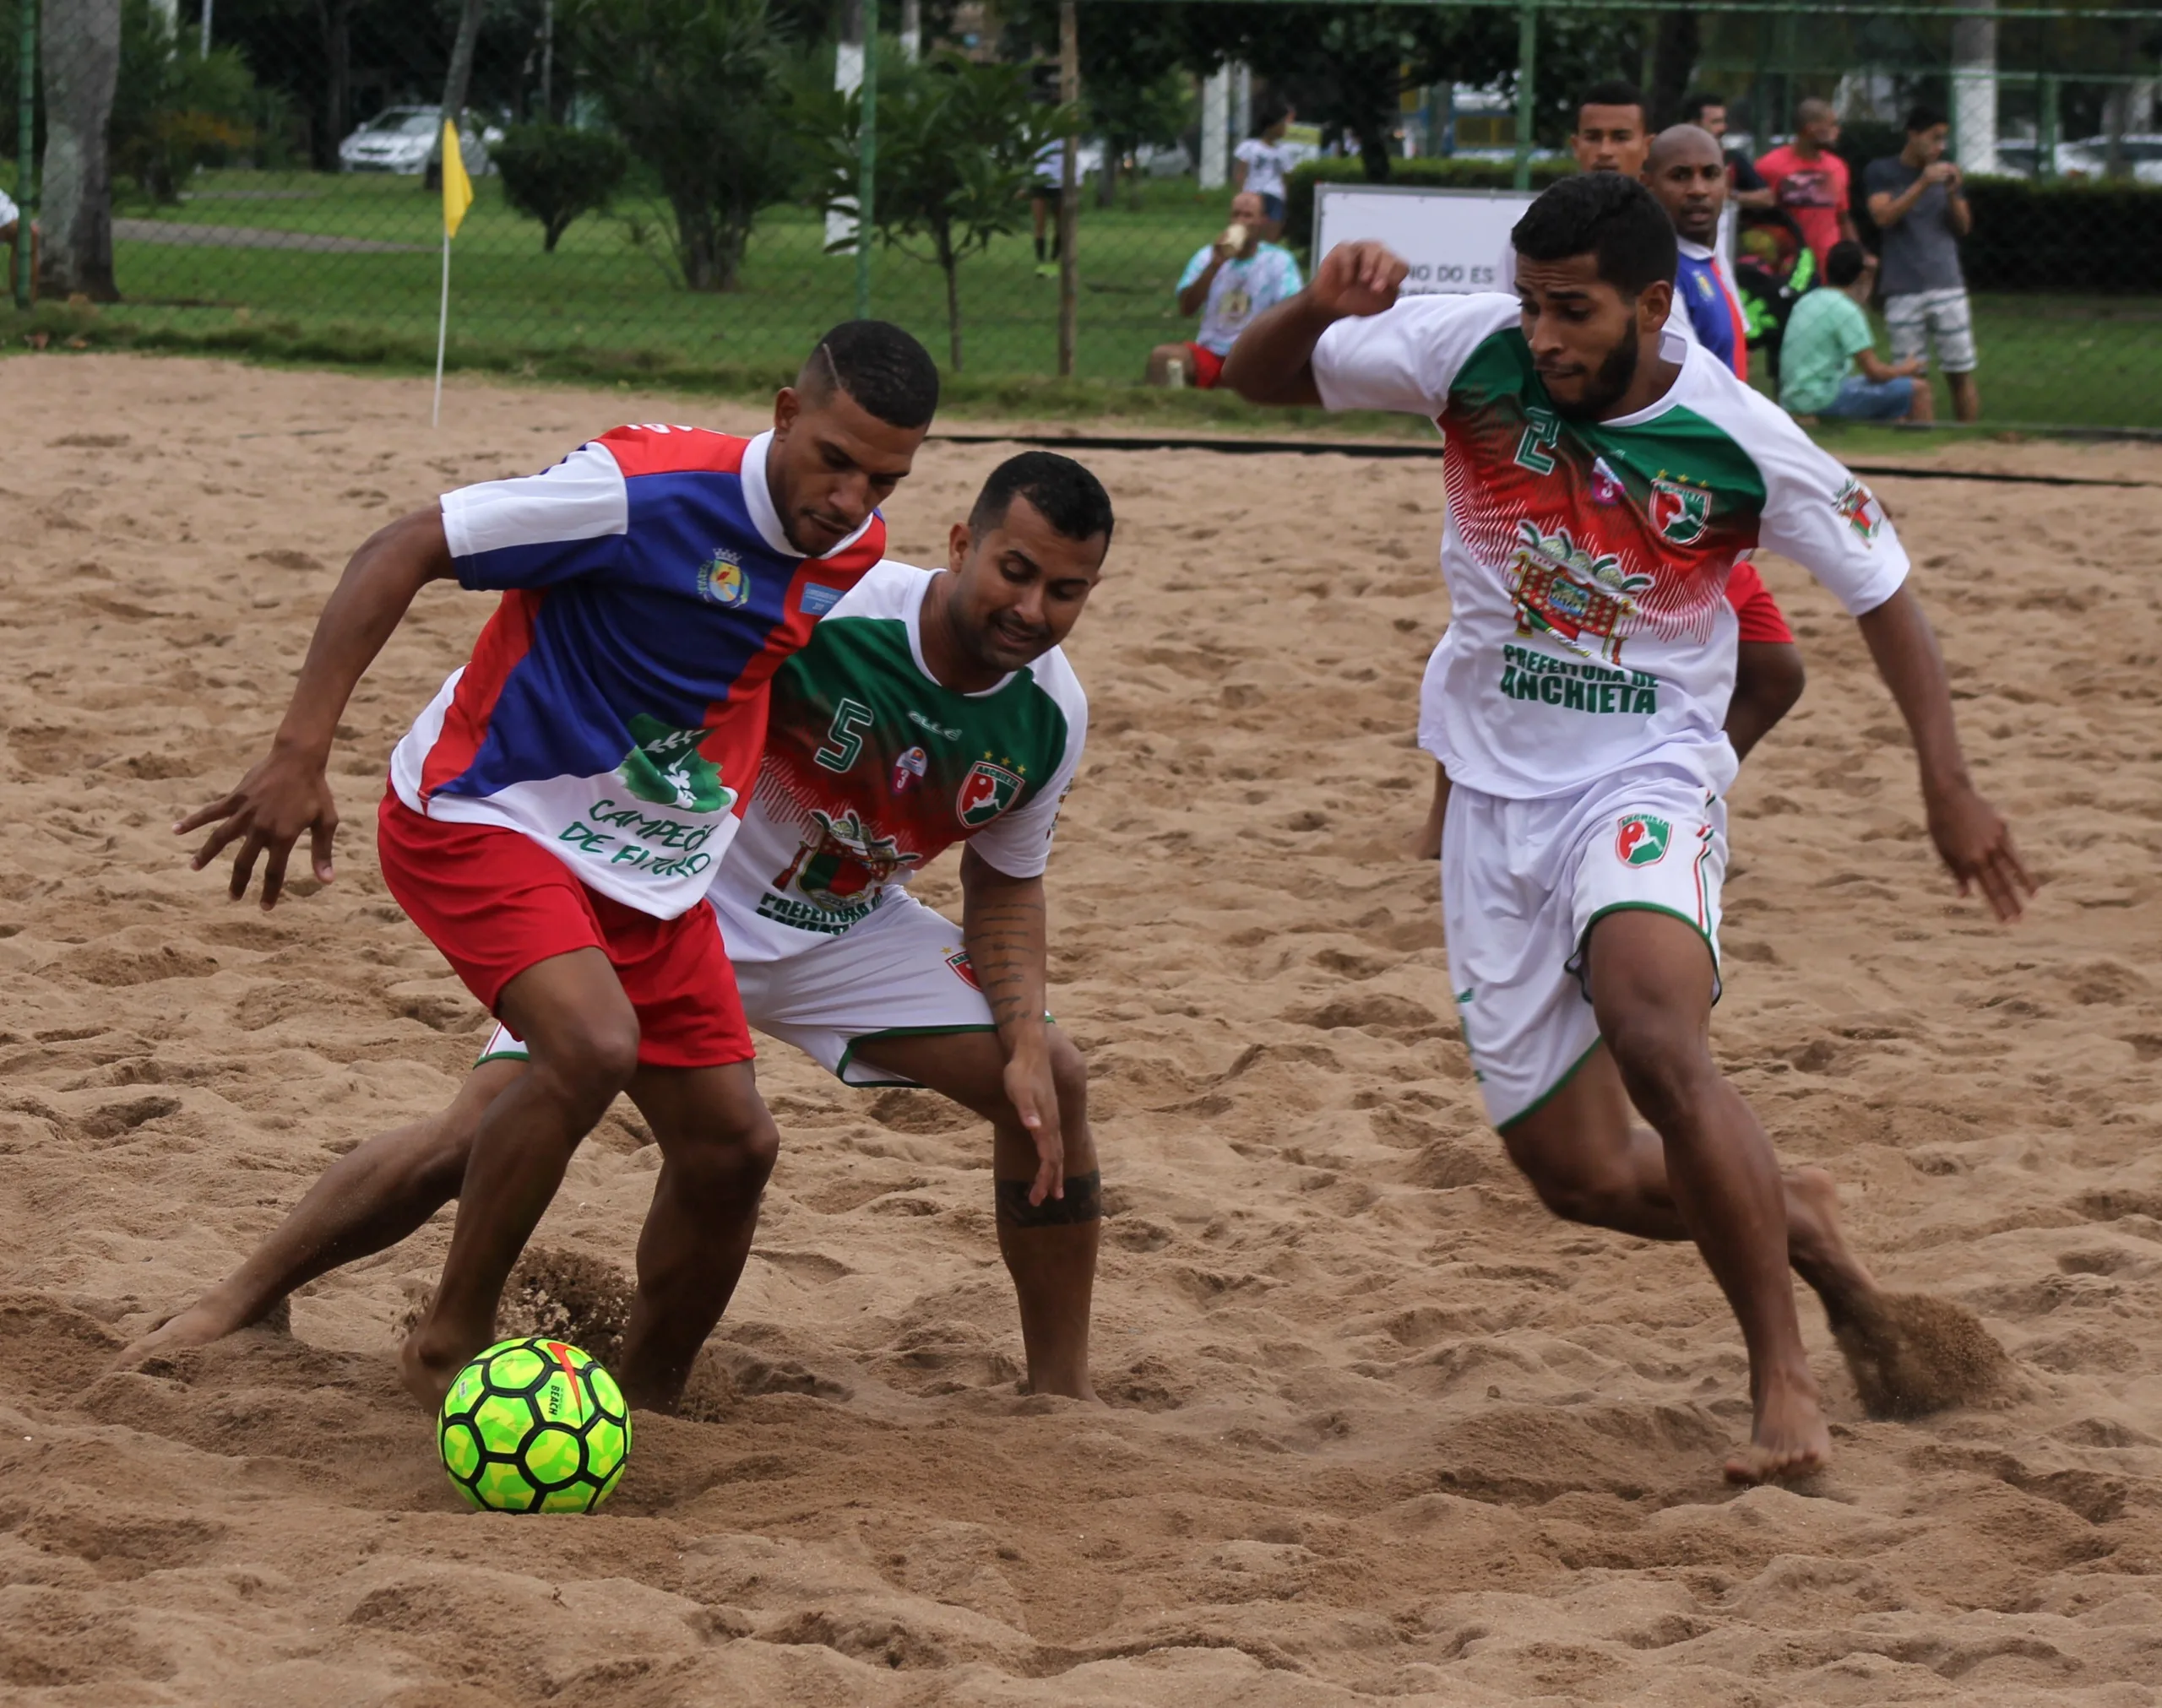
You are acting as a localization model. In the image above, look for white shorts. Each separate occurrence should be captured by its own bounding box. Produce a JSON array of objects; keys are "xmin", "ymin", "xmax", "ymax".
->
[
  {"xmin": 1443, "ymin": 771, "xmax": 1725, "ymax": 1130},
  {"xmin": 477, "ymin": 893, "xmax": 997, "ymax": 1087},
  {"xmin": 1884, "ymin": 288, "xmax": 1977, "ymax": 375}
]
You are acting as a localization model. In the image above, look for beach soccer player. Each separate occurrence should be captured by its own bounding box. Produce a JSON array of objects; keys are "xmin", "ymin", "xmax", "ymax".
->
[
  {"xmin": 1225, "ymin": 175, "xmax": 2034, "ymax": 1482},
  {"xmin": 174, "ymin": 321, "xmax": 940, "ymax": 1412},
  {"xmin": 135, "ymin": 453, "xmax": 1109, "ymax": 1401}
]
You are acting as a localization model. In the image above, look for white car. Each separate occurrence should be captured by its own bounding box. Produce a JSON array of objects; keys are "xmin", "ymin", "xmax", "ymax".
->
[
  {"xmin": 2059, "ymin": 134, "xmax": 2162, "ymax": 183},
  {"xmin": 339, "ymin": 106, "xmax": 502, "ymax": 176}
]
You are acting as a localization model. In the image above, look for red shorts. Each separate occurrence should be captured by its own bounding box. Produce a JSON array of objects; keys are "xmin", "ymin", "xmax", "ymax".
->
[
  {"xmin": 1182, "ymin": 342, "xmax": 1226, "ymax": 389},
  {"xmin": 1725, "ymin": 560, "xmax": 1795, "ymax": 645},
  {"xmin": 376, "ymin": 794, "xmax": 752, "ymax": 1069}
]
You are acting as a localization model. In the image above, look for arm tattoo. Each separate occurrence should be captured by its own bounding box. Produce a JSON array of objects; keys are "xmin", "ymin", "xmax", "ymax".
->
[
  {"xmin": 963, "ymin": 872, "xmax": 1048, "ymax": 1034},
  {"xmin": 997, "ymin": 1170, "xmax": 1102, "ymax": 1227}
]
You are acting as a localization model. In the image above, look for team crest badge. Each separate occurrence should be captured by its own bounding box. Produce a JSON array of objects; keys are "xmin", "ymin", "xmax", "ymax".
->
[
  {"xmin": 1616, "ymin": 814, "xmax": 1672, "ymax": 867},
  {"xmin": 945, "ymin": 949, "xmax": 981, "ymax": 990},
  {"xmin": 1833, "ymin": 477, "xmax": 1885, "ymax": 544},
  {"xmin": 698, "ymin": 547, "xmax": 750, "ymax": 608},
  {"xmin": 892, "ymin": 745, "xmax": 928, "ymax": 794},
  {"xmin": 1650, "ymin": 479, "xmax": 1711, "ymax": 546},
  {"xmin": 957, "ymin": 758, "xmax": 1024, "ymax": 827}
]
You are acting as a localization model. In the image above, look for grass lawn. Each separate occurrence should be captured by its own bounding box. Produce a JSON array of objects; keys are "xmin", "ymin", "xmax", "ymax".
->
[{"xmin": 12, "ymin": 166, "xmax": 2162, "ymax": 430}]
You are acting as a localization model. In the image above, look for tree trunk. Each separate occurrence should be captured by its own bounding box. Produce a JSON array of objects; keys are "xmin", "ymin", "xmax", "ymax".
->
[
  {"xmin": 1649, "ymin": 9, "xmax": 1699, "ymax": 130},
  {"xmin": 1353, "ymin": 114, "xmax": 1393, "ymax": 182},
  {"xmin": 441, "ymin": 0, "xmax": 487, "ymax": 126},
  {"xmin": 38, "ymin": 0, "xmax": 121, "ymax": 301},
  {"xmin": 942, "ymin": 252, "xmax": 962, "ymax": 370},
  {"xmin": 673, "ymin": 193, "xmax": 721, "ymax": 290},
  {"xmin": 314, "ymin": 0, "xmax": 353, "ymax": 172},
  {"xmin": 429, "ymin": 0, "xmax": 486, "ymax": 187},
  {"xmin": 1097, "ymin": 146, "xmax": 1119, "ymax": 209}
]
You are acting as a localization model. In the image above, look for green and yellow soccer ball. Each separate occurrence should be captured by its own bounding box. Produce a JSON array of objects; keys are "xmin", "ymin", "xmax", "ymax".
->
[{"xmin": 437, "ymin": 1337, "xmax": 632, "ymax": 1513}]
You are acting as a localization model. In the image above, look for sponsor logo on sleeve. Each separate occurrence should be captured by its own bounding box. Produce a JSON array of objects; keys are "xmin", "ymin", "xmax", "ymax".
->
[
  {"xmin": 958, "ymin": 757, "xmax": 1025, "ymax": 827},
  {"xmin": 892, "ymin": 745, "xmax": 928, "ymax": 794},
  {"xmin": 1833, "ymin": 477, "xmax": 1885, "ymax": 545},
  {"xmin": 698, "ymin": 547, "xmax": 750, "ymax": 608},
  {"xmin": 1616, "ymin": 813, "xmax": 1673, "ymax": 866}
]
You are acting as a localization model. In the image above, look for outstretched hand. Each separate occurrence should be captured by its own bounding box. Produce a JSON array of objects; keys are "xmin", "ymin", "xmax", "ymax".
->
[
  {"xmin": 1926, "ymin": 782, "xmax": 2034, "ymax": 922},
  {"xmin": 1002, "ymin": 1032, "xmax": 1066, "ymax": 1207},
  {"xmin": 177, "ymin": 743, "xmax": 340, "ymax": 910},
  {"xmin": 1311, "ymin": 240, "xmax": 1410, "ymax": 320}
]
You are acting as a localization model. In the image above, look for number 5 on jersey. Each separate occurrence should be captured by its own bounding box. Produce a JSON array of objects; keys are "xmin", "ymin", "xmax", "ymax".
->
[{"xmin": 813, "ymin": 698, "xmax": 874, "ymax": 773}]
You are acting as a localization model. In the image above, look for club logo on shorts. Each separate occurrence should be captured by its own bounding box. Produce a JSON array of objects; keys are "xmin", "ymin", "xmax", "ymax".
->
[
  {"xmin": 1616, "ymin": 813, "xmax": 1672, "ymax": 867},
  {"xmin": 1650, "ymin": 478, "xmax": 1711, "ymax": 546},
  {"xmin": 957, "ymin": 757, "xmax": 1024, "ymax": 827},
  {"xmin": 1834, "ymin": 477, "xmax": 1885, "ymax": 545},
  {"xmin": 698, "ymin": 547, "xmax": 751, "ymax": 609},
  {"xmin": 892, "ymin": 745, "xmax": 928, "ymax": 794},
  {"xmin": 945, "ymin": 948, "xmax": 981, "ymax": 990}
]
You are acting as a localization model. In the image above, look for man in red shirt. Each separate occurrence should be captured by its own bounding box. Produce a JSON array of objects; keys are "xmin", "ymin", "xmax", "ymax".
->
[{"xmin": 1756, "ymin": 99, "xmax": 1856, "ymax": 271}]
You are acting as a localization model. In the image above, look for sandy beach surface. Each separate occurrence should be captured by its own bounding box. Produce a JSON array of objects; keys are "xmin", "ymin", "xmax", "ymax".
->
[{"xmin": 3, "ymin": 353, "xmax": 2159, "ymax": 1705}]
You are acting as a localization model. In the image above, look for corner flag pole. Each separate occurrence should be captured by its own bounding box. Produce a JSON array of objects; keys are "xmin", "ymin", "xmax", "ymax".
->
[{"xmin": 434, "ymin": 117, "xmax": 475, "ymax": 427}]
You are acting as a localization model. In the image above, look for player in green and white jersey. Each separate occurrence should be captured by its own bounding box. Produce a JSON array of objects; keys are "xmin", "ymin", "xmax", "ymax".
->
[
  {"xmin": 1227, "ymin": 175, "xmax": 2034, "ymax": 1483},
  {"xmin": 120, "ymin": 454, "xmax": 1111, "ymax": 1402}
]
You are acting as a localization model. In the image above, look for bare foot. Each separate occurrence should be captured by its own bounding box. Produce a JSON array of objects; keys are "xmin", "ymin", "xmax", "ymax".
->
[
  {"xmin": 1724, "ymin": 1368, "xmax": 1831, "ymax": 1485},
  {"xmin": 110, "ymin": 1292, "xmax": 289, "ymax": 1372},
  {"xmin": 399, "ymin": 1320, "xmax": 481, "ymax": 1413}
]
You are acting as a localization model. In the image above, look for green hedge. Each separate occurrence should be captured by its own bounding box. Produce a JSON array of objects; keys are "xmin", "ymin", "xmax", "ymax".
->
[{"xmin": 1292, "ymin": 155, "xmax": 2162, "ymax": 294}]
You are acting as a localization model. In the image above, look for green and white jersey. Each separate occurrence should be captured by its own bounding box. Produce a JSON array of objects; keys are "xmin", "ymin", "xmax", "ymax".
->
[
  {"xmin": 1314, "ymin": 294, "xmax": 1909, "ymax": 799},
  {"xmin": 713, "ymin": 559, "xmax": 1087, "ymax": 963}
]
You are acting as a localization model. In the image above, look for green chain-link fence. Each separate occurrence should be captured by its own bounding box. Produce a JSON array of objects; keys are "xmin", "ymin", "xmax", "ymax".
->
[{"xmin": 7, "ymin": 0, "xmax": 2162, "ymax": 426}]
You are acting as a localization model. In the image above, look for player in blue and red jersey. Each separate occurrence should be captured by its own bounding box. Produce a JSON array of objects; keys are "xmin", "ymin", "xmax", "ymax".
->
[{"xmin": 177, "ymin": 321, "xmax": 941, "ymax": 1412}]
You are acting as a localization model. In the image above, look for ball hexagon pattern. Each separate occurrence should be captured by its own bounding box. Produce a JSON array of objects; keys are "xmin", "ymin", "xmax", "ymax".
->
[{"xmin": 437, "ymin": 1337, "xmax": 632, "ymax": 1513}]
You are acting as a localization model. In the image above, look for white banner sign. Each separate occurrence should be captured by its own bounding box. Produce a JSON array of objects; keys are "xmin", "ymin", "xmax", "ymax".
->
[{"xmin": 1313, "ymin": 184, "xmax": 1535, "ymax": 296}]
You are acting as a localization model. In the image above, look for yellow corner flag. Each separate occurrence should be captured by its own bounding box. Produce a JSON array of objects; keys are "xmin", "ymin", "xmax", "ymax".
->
[{"xmin": 442, "ymin": 119, "xmax": 475, "ymax": 239}]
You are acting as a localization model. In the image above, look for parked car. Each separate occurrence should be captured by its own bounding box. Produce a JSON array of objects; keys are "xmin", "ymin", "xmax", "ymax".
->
[
  {"xmin": 1990, "ymin": 138, "xmax": 2098, "ymax": 179},
  {"xmin": 2059, "ymin": 134, "xmax": 2162, "ymax": 183},
  {"xmin": 339, "ymin": 106, "xmax": 502, "ymax": 176}
]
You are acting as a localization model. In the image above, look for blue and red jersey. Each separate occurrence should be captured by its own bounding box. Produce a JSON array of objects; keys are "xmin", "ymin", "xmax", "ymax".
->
[
  {"xmin": 388, "ymin": 426, "xmax": 885, "ymax": 919},
  {"xmin": 1676, "ymin": 241, "xmax": 1749, "ymax": 382}
]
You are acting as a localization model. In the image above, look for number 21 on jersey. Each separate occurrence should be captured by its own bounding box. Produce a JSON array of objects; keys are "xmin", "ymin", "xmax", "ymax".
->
[{"xmin": 1514, "ymin": 406, "xmax": 1561, "ymax": 475}]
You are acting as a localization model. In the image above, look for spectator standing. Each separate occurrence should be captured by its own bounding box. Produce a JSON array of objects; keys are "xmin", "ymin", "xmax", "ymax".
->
[
  {"xmin": 1865, "ymin": 106, "xmax": 1980, "ymax": 422},
  {"xmin": 1679, "ymin": 89, "xmax": 1775, "ymax": 209},
  {"xmin": 1145, "ymin": 190, "xmax": 1302, "ymax": 388},
  {"xmin": 1779, "ymin": 241, "xmax": 1927, "ymax": 423},
  {"xmin": 1573, "ymin": 79, "xmax": 1650, "ymax": 175},
  {"xmin": 1643, "ymin": 125, "xmax": 1749, "ymax": 379},
  {"xmin": 0, "ymin": 185, "xmax": 32, "ymax": 306},
  {"xmin": 1232, "ymin": 99, "xmax": 1300, "ymax": 240},
  {"xmin": 1757, "ymin": 99, "xmax": 1856, "ymax": 271},
  {"xmin": 1030, "ymin": 138, "xmax": 1067, "ymax": 279}
]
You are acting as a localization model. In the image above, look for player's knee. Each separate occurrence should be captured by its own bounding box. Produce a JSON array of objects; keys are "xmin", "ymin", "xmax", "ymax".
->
[
  {"xmin": 533, "ymin": 1015, "xmax": 640, "ymax": 1109},
  {"xmin": 674, "ymin": 1102, "xmax": 780, "ymax": 1200},
  {"xmin": 1503, "ymin": 1132, "xmax": 1637, "ymax": 1227},
  {"xmin": 1049, "ymin": 1033, "xmax": 1089, "ymax": 1115},
  {"xmin": 1602, "ymin": 1016, "xmax": 1712, "ymax": 1131}
]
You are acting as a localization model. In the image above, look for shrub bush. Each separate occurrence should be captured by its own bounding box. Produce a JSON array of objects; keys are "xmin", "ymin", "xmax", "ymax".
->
[{"xmin": 493, "ymin": 124, "xmax": 631, "ymax": 252}]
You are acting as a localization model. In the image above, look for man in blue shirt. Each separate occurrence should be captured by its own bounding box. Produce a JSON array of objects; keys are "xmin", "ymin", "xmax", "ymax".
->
[{"xmin": 1643, "ymin": 124, "xmax": 1749, "ymax": 380}]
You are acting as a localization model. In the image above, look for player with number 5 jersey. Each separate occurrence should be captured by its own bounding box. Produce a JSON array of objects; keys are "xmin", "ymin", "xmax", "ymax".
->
[
  {"xmin": 1225, "ymin": 175, "xmax": 2032, "ymax": 1487},
  {"xmin": 139, "ymin": 453, "xmax": 1115, "ymax": 1404}
]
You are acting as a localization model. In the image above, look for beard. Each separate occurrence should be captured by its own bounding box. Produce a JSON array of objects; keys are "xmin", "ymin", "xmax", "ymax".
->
[{"xmin": 1548, "ymin": 330, "xmax": 1642, "ymax": 420}]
